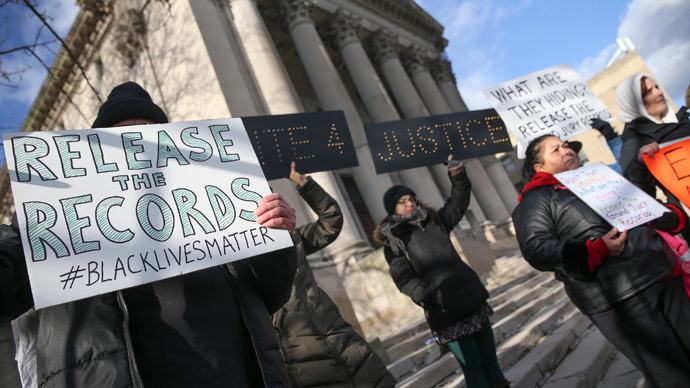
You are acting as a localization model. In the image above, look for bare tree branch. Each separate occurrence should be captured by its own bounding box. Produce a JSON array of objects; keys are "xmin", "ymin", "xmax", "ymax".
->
[
  {"xmin": 26, "ymin": 46, "xmax": 91, "ymax": 126},
  {"xmin": 21, "ymin": 0, "xmax": 102, "ymax": 103},
  {"xmin": 0, "ymin": 40, "xmax": 56, "ymax": 55}
]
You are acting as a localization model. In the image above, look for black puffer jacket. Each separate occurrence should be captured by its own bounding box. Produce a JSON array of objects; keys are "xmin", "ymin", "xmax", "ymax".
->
[
  {"xmin": 512, "ymin": 183, "xmax": 676, "ymax": 315},
  {"xmin": 0, "ymin": 220, "xmax": 297, "ymax": 388},
  {"xmin": 376, "ymin": 169, "xmax": 488, "ymax": 331},
  {"xmin": 273, "ymin": 178, "xmax": 395, "ymax": 388}
]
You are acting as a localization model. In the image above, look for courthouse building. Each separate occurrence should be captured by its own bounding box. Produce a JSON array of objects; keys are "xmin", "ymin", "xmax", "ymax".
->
[{"xmin": 1, "ymin": 0, "xmax": 519, "ymax": 337}]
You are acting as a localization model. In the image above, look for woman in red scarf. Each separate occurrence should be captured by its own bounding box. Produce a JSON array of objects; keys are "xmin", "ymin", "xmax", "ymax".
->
[{"xmin": 512, "ymin": 135, "xmax": 690, "ymax": 388}]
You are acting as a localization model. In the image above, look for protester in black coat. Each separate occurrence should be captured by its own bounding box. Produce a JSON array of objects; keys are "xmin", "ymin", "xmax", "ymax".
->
[
  {"xmin": 273, "ymin": 163, "xmax": 395, "ymax": 388},
  {"xmin": 374, "ymin": 157, "xmax": 508, "ymax": 388},
  {"xmin": 1, "ymin": 82, "xmax": 298, "ymax": 388},
  {"xmin": 513, "ymin": 135, "xmax": 690, "ymax": 388},
  {"xmin": 616, "ymin": 73, "xmax": 690, "ymax": 241}
]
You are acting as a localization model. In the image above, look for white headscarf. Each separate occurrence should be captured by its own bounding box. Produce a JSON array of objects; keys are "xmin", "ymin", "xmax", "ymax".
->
[{"xmin": 615, "ymin": 73, "xmax": 677, "ymax": 124}]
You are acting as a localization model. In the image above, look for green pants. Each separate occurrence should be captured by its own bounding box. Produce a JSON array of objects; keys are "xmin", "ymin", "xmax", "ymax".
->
[{"xmin": 446, "ymin": 319, "xmax": 506, "ymax": 388}]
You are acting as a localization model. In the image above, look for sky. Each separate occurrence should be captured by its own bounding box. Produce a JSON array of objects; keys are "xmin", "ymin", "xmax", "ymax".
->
[
  {"xmin": 416, "ymin": 0, "xmax": 690, "ymax": 111},
  {"xmin": 1, "ymin": 0, "xmax": 689, "ymax": 159}
]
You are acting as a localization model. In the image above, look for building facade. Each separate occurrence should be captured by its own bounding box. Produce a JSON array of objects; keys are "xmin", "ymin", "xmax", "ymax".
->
[{"xmin": 2, "ymin": 0, "xmax": 519, "ymax": 337}]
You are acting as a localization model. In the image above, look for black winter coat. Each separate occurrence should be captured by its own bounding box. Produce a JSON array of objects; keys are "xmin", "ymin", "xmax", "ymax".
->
[
  {"xmin": 620, "ymin": 113, "xmax": 690, "ymax": 241},
  {"xmin": 273, "ymin": 178, "xmax": 395, "ymax": 388},
  {"xmin": 377, "ymin": 169, "xmax": 488, "ymax": 332},
  {"xmin": 0, "ymin": 219, "xmax": 297, "ymax": 388},
  {"xmin": 512, "ymin": 184, "xmax": 676, "ymax": 315}
]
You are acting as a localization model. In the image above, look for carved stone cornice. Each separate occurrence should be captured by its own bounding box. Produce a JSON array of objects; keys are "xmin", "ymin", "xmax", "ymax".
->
[
  {"xmin": 366, "ymin": 28, "xmax": 398, "ymax": 65},
  {"xmin": 328, "ymin": 9, "xmax": 361, "ymax": 50},
  {"xmin": 113, "ymin": 8, "xmax": 147, "ymax": 68},
  {"xmin": 430, "ymin": 57, "xmax": 455, "ymax": 84},
  {"xmin": 401, "ymin": 44, "xmax": 428, "ymax": 76},
  {"xmin": 276, "ymin": 0, "xmax": 314, "ymax": 31}
]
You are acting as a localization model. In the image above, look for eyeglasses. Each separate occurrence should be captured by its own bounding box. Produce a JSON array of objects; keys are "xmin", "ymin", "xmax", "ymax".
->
[{"xmin": 397, "ymin": 196, "xmax": 417, "ymax": 205}]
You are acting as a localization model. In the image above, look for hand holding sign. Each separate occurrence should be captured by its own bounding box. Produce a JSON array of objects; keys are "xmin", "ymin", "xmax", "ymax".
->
[
  {"xmin": 255, "ymin": 193, "xmax": 296, "ymax": 233},
  {"xmin": 602, "ymin": 227, "xmax": 628, "ymax": 256},
  {"xmin": 642, "ymin": 139, "xmax": 690, "ymax": 208}
]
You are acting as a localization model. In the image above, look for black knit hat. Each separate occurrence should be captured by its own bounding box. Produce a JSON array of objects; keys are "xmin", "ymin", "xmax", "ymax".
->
[
  {"xmin": 383, "ymin": 185, "xmax": 416, "ymax": 215},
  {"xmin": 92, "ymin": 82, "xmax": 169, "ymax": 128}
]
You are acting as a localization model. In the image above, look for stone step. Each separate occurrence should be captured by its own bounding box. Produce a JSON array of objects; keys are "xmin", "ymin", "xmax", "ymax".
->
[
  {"xmin": 488, "ymin": 270, "xmax": 550, "ymax": 307},
  {"xmin": 595, "ymin": 350, "xmax": 645, "ymax": 388},
  {"xmin": 541, "ymin": 326, "xmax": 616, "ymax": 388},
  {"xmin": 503, "ymin": 310, "xmax": 591, "ymax": 388},
  {"xmin": 486, "ymin": 267, "xmax": 536, "ymax": 296},
  {"xmin": 388, "ymin": 281, "xmax": 565, "ymax": 380},
  {"xmin": 380, "ymin": 318, "xmax": 428, "ymax": 350},
  {"xmin": 388, "ymin": 341, "xmax": 441, "ymax": 381},
  {"xmin": 434, "ymin": 294, "xmax": 577, "ymax": 388},
  {"xmin": 397, "ymin": 352, "xmax": 458, "ymax": 388},
  {"xmin": 387, "ymin": 326, "xmax": 434, "ymax": 362},
  {"xmin": 492, "ymin": 285, "xmax": 566, "ymax": 344},
  {"xmin": 491, "ymin": 275, "xmax": 556, "ymax": 322}
]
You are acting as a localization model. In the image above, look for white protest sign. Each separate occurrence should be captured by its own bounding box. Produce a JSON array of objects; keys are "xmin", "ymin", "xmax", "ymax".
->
[
  {"xmin": 483, "ymin": 64, "xmax": 612, "ymax": 158},
  {"xmin": 3, "ymin": 118, "xmax": 293, "ymax": 309},
  {"xmin": 554, "ymin": 162, "xmax": 667, "ymax": 231}
]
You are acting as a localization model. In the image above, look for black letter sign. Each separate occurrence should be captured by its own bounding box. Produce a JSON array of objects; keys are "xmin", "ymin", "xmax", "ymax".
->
[
  {"xmin": 365, "ymin": 109, "xmax": 513, "ymax": 174},
  {"xmin": 243, "ymin": 111, "xmax": 358, "ymax": 180}
]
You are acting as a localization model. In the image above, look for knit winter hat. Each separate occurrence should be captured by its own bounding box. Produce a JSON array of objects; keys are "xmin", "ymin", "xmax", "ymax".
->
[
  {"xmin": 383, "ymin": 185, "xmax": 416, "ymax": 215},
  {"xmin": 92, "ymin": 82, "xmax": 169, "ymax": 128},
  {"xmin": 615, "ymin": 73, "xmax": 676, "ymax": 124}
]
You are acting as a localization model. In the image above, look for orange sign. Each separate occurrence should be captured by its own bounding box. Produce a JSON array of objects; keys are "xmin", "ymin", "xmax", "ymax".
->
[{"xmin": 643, "ymin": 139, "xmax": 690, "ymax": 208}]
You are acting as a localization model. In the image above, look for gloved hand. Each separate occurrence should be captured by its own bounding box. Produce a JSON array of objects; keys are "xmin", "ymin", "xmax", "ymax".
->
[{"xmin": 591, "ymin": 118, "xmax": 617, "ymax": 141}]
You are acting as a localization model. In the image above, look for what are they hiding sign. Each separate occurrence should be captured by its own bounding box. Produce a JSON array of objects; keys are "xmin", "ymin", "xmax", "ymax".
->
[{"xmin": 3, "ymin": 118, "xmax": 293, "ymax": 309}]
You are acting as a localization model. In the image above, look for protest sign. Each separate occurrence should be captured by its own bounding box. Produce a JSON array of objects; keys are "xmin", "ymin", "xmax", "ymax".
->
[
  {"xmin": 364, "ymin": 109, "xmax": 512, "ymax": 174},
  {"xmin": 244, "ymin": 111, "xmax": 358, "ymax": 180},
  {"xmin": 3, "ymin": 118, "xmax": 293, "ymax": 309},
  {"xmin": 555, "ymin": 162, "xmax": 667, "ymax": 231},
  {"xmin": 643, "ymin": 138, "xmax": 690, "ymax": 208},
  {"xmin": 483, "ymin": 64, "xmax": 612, "ymax": 157}
]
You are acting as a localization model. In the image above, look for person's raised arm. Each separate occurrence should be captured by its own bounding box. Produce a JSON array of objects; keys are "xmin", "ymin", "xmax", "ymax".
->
[
  {"xmin": 290, "ymin": 162, "xmax": 343, "ymax": 255},
  {"xmin": 436, "ymin": 155, "xmax": 472, "ymax": 231}
]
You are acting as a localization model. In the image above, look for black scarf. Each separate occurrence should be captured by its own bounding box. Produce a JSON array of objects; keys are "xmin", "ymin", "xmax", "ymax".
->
[{"xmin": 379, "ymin": 207, "xmax": 428, "ymax": 255}]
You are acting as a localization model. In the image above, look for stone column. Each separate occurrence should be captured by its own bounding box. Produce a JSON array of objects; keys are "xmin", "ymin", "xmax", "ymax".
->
[
  {"xmin": 224, "ymin": 0, "xmax": 369, "ymax": 332},
  {"xmin": 367, "ymin": 29, "xmax": 487, "ymax": 222},
  {"xmin": 402, "ymin": 45, "xmax": 511, "ymax": 223},
  {"xmin": 328, "ymin": 10, "xmax": 445, "ymax": 208},
  {"xmin": 432, "ymin": 58, "xmax": 518, "ymax": 212},
  {"xmin": 364, "ymin": 29, "xmax": 495, "ymax": 275},
  {"xmin": 279, "ymin": 0, "xmax": 393, "ymax": 224},
  {"xmin": 228, "ymin": 0, "xmax": 369, "ymax": 254}
]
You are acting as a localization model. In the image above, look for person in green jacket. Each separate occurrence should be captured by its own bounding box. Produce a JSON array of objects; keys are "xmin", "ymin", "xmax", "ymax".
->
[{"xmin": 273, "ymin": 163, "xmax": 396, "ymax": 388}]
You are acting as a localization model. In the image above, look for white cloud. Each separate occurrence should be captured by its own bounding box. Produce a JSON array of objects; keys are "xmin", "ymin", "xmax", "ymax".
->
[
  {"xmin": 575, "ymin": 44, "xmax": 617, "ymax": 81},
  {"xmin": 618, "ymin": 0, "xmax": 690, "ymax": 105},
  {"xmin": 456, "ymin": 70, "xmax": 497, "ymax": 110}
]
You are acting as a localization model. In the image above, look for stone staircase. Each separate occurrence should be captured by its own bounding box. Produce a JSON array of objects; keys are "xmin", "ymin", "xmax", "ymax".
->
[{"xmin": 379, "ymin": 255, "xmax": 647, "ymax": 388}]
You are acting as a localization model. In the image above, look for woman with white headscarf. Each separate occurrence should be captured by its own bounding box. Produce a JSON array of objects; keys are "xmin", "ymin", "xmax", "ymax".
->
[{"xmin": 617, "ymin": 73, "xmax": 690, "ymax": 240}]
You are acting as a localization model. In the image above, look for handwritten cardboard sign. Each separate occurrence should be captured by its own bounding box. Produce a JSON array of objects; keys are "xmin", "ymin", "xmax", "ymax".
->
[
  {"xmin": 643, "ymin": 138, "xmax": 690, "ymax": 208},
  {"xmin": 483, "ymin": 64, "xmax": 613, "ymax": 157},
  {"xmin": 555, "ymin": 162, "xmax": 667, "ymax": 231},
  {"xmin": 243, "ymin": 111, "xmax": 358, "ymax": 180},
  {"xmin": 3, "ymin": 118, "xmax": 293, "ymax": 309},
  {"xmin": 364, "ymin": 109, "xmax": 512, "ymax": 174}
]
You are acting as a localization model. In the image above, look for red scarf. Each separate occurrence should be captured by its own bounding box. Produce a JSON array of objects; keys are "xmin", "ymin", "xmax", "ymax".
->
[{"xmin": 518, "ymin": 172, "xmax": 564, "ymax": 202}]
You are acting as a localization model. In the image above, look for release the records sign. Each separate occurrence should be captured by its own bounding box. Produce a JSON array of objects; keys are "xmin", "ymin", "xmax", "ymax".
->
[
  {"xmin": 364, "ymin": 109, "xmax": 513, "ymax": 174},
  {"xmin": 243, "ymin": 111, "xmax": 358, "ymax": 180}
]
